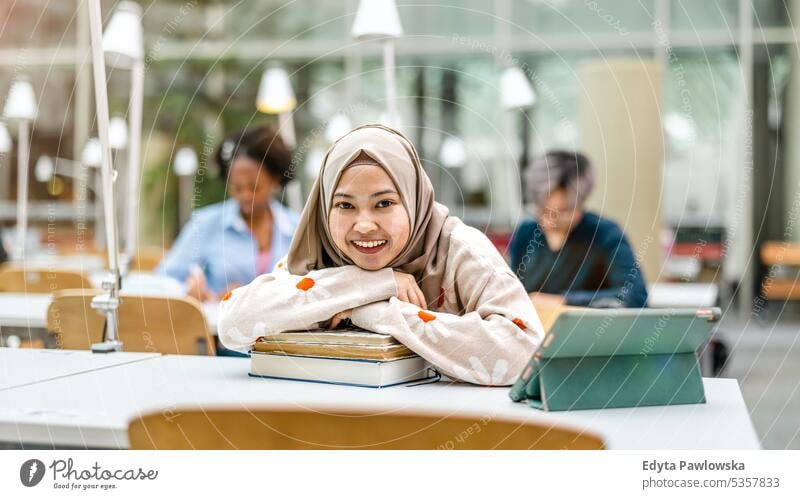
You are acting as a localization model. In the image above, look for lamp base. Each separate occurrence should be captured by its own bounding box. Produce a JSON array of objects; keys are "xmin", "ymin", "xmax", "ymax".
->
[{"xmin": 91, "ymin": 340, "xmax": 123, "ymax": 353}]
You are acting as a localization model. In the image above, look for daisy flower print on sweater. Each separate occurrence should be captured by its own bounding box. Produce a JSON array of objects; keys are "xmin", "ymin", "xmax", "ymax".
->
[
  {"xmin": 407, "ymin": 309, "xmax": 452, "ymax": 344},
  {"xmin": 452, "ymin": 357, "xmax": 510, "ymax": 386}
]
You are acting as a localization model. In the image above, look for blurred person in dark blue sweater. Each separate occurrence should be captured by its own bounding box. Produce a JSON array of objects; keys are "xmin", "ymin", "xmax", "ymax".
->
[
  {"xmin": 0, "ymin": 228, "xmax": 7, "ymax": 265},
  {"xmin": 509, "ymin": 151, "xmax": 648, "ymax": 308}
]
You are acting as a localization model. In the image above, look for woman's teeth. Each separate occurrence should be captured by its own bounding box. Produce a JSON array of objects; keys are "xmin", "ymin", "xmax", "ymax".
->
[{"xmin": 352, "ymin": 240, "xmax": 387, "ymax": 248}]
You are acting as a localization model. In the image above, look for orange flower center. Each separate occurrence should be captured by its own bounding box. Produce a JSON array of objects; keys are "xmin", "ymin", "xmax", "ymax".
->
[
  {"xmin": 296, "ymin": 277, "xmax": 315, "ymax": 291},
  {"xmin": 221, "ymin": 290, "xmax": 233, "ymax": 302},
  {"xmin": 418, "ymin": 310, "xmax": 436, "ymax": 323},
  {"xmin": 512, "ymin": 318, "xmax": 526, "ymax": 330}
]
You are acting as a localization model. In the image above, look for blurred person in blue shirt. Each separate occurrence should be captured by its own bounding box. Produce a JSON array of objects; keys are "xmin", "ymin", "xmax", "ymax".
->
[
  {"xmin": 509, "ymin": 151, "xmax": 648, "ymax": 308},
  {"xmin": 157, "ymin": 125, "xmax": 299, "ymax": 302}
]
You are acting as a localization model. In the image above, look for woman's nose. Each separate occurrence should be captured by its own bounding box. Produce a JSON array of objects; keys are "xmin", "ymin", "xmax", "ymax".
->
[{"xmin": 353, "ymin": 219, "xmax": 378, "ymax": 233}]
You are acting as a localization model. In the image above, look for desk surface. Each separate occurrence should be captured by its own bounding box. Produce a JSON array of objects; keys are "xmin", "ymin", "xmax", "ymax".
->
[
  {"xmin": 0, "ymin": 293, "xmax": 53, "ymax": 329},
  {"xmin": 0, "ymin": 348, "xmax": 160, "ymax": 391},
  {"xmin": 21, "ymin": 253, "xmax": 106, "ymax": 272},
  {"xmin": 90, "ymin": 272, "xmax": 185, "ymax": 297},
  {"xmin": 0, "ymin": 352, "xmax": 760, "ymax": 450},
  {"xmin": 648, "ymin": 283, "xmax": 719, "ymax": 308},
  {"xmin": 0, "ymin": 293, "xmax": 219, "ymax": 331}
]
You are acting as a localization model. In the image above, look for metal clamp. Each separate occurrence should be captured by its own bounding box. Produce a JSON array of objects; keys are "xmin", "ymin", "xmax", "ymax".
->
[{"xmin": 90, "ymin": 274, "xmax": 123, "ymax": 353}]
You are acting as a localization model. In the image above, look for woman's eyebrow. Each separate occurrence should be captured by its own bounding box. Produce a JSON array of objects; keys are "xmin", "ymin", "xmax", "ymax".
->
[
  {"xmin": 370, "ymin": 190, "xmax": 398, "ymax": 198},
  {"xmin": 332, "ymin": 190, "xmax": 398, "ymax": 199}
]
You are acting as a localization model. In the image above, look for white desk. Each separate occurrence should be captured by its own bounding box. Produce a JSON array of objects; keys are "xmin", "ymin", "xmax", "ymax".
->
[
  {"xmin": 22, "ymin": 253, "xmax": 106, "ymax": 272},
  {"xmin": 0, "ymin": 353, "xmax": 760, "ymax": 450},
  {"xmin": 89, "ymin": 271, "xmax": 185, "ymax": 297},
  {"xmin": 0, "ymin": 293, "xmax": 51, "ymax": 329},
  {"xmin": 646, "ymin": 283, "xmax": 722, "ymax": 377},
  {"xmin": 648, "ymin": 283, "xmax": 719, "ymax": 308},
  {"xmin": 0, "ymin": 348, "xmax": 160, "ymax": 391},
  {"xmin": 0, "ymin": 293, "xmax": 218, "ymax": 331},
  {"xmin": 203, "ymin": 302, "xmax": 219, "ymax": 330}
]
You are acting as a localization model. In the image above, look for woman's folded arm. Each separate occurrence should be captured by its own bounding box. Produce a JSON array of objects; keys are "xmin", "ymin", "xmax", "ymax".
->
[
  {"xmin": 218, "ymin": 262, "xmax": 396, "ymax": 353},
  {"xmin": 351, "ymin": 270, "xmax": 544, "ymax": 386}
]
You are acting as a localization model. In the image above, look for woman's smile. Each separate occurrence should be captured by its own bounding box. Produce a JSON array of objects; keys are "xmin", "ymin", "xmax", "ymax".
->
[{"xmin": 350, "ymin": 239, "xmax": 388, "ymax": 253}]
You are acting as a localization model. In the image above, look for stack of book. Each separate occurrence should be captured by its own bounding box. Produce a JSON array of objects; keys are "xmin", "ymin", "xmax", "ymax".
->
[{"xmin": 249, "ymin": 326, "xmax": 434, "ymax": 388}]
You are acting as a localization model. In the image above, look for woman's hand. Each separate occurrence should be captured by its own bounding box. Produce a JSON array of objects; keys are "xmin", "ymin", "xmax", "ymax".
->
[
  {"xmin": 186, "ymin": 269, "xmax": 214, "ymax": 302},
  {"xmin": 328, "ymin": 309, "xmax": 353, "ymax": 329},
  {"xmin": 393, "ymin": 271, "xmax": 427, "ymax": 309}
]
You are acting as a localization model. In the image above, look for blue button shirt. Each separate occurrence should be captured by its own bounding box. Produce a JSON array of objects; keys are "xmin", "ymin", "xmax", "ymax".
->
[{"xmin": 156, "ymin": 198, "xmax": 299, "ymax": 294}]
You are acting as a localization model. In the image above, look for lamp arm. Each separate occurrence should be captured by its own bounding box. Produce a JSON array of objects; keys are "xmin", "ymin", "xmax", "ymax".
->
[
  {"xmin": 123, "ymin": 59, "xmax": 144, "ymax": 268},
  {"xmin": 87, "ymin": 0, "xmax": 122, "ymax": 353}
]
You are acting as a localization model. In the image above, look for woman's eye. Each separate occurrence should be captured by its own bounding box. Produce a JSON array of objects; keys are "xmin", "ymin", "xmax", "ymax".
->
[
  {"xmin": 376, "ymin": 200, "xmax": 395, "ymax": 208},
  {"xmin": 335, "ymin": 202, "xmax": 353, "ymax": 209}
]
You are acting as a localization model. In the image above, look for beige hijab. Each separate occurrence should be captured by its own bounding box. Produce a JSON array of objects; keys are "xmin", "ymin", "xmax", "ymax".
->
[{"xmin": 287, "ymin": 124, "xmax": 458, "ymax": 306}]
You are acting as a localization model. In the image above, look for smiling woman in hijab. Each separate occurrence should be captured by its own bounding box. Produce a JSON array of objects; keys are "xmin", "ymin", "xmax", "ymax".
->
[{"xmin": 218, "ymin": 124, "xmax": 543, "ymax": 386}]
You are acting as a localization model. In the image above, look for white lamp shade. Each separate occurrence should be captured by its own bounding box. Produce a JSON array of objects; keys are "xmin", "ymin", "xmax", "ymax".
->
[
  {"xmin": 439, "ymin": 136, "xmax": 467, "ymax": 168},
  {"xmin": 3, "ymin": 78, "xmax": 38, "ymax": 121},
  {"xmin": 0, "ymin": 122, "xmax": 11, "ymax": 153},
  {"xmin": 35, "ymin": 155, "xmax": 55, "ymax": 183},
  {"xmin": 500, "ymin": 67, "xmax": 536, "ymax": 109},
  {"xmin": 352, "ymin": 0, "xmax": 403, "ymax": 39},
  {"xmin": 325, "ymin": 114, "xmax": 353, "ymax": 143},
  {"xmin": 256, "ymin": 67, "xmax": 297, "ymax": 114},
  {"xmin": 174, "ymin": 146, "xmax": 199, "ymax": 176},
  {"xmin": 102, "ymin": 1, "xmax": 144, "ymax": 66},
  {"xmin": 109, "ymin": 117, "xmax": 129, "ymax": 150},
  {"xmin": 81, "ymin": 138, "xmax": 102, "ymax": 168}
]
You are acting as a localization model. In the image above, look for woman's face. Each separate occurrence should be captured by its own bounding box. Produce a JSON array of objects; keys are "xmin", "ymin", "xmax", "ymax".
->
[
  {"xmin": 328, "ymin": 163, "xmax": 411, "ymax": 270},
  {"xmin": 228, "ymin": 155, "xmax": 279, "ymax": 217}
]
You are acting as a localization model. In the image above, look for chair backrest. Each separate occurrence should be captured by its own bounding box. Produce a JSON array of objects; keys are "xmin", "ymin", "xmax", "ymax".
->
[
  {"xmin": 128, "ymin": 409, "xmax": 605, "ymax": 450},
  {"xmin": 761, "ymin": 240, "xmax": 800, "ymax": 266},
  {"xmin": 47, "ymin": 289, "xmax": 214, "ymax": 355},
  {"xmin": 130, "ymin": 246, "xmax": 165, "ymax": 272},
  {"xmin": 0, "ymin": 266, "xmax": 93, "ymax": 293}
]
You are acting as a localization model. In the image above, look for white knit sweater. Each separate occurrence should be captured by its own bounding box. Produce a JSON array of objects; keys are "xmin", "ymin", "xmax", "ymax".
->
[{"xmin": 218, "ymin": 219, "xmax": 544, "ymax": 386}]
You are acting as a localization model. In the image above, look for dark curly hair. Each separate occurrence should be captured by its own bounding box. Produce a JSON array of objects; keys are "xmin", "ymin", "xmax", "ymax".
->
[{"xmin": 216, "ymin": 125, "xmax": 294, "ymax": 187}]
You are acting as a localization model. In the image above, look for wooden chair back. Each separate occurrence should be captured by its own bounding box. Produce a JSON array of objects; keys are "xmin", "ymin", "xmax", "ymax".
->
[
  {"xmin": 0, "ymin": 266, "xmax": 93, "ymax": 293},
  {"xmin": 129, "ymin": 409, "xmax": 605, "ymax": 450},
  {"xmin": 760, "ymin": 241, "xmax": 800, "ymax": 300},
  {"xmin": 47, "ymin": 289, "xmax": 213, "ymax": 355},
  {"xmin": 761, "ymin": 240, "xmax": 800, "ymax": 266}
]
